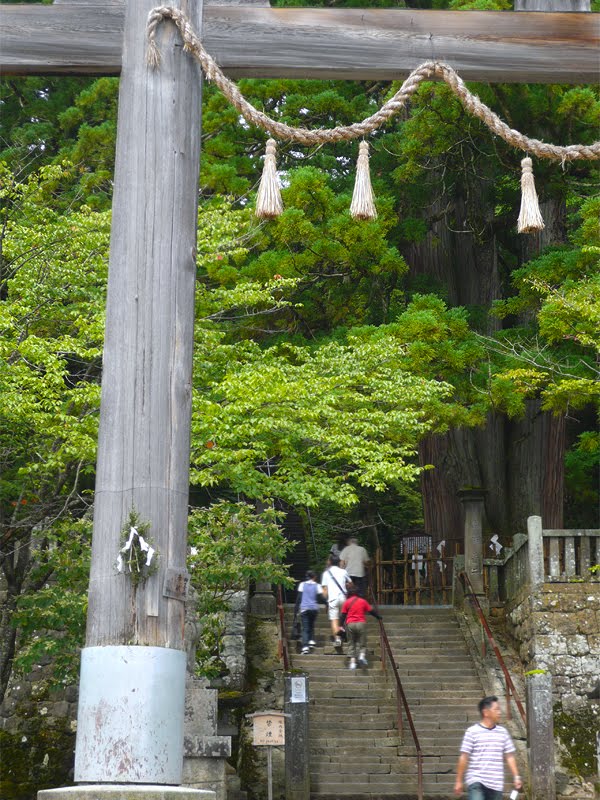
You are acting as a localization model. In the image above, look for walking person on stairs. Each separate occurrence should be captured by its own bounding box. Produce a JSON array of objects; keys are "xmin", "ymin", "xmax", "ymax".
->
[
  {"xmin": 294, "ymin": 570, "xmax": 324, "ymax": 654},
  {"xmin": 454, "ymin": 695, "xmax": 523, "ymax": 800},
  {"xmin": 340, "ymin": 584, "xmax": 381, "ymax": 670},
  {"xmin": 339, "ymin": 536, "xmax": 370, "ymax": 596},
  {"xmin": 320, "ymin": 555, "xmax": 350, "ymax": 647}
]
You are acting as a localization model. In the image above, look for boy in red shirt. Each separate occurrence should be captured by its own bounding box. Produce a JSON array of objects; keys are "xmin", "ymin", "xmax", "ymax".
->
[{"xmin": 340, "ymin": 585, "xmax": 381, "ymax": 669}]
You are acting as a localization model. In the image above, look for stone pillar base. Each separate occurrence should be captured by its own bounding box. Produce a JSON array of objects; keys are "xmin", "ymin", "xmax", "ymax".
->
[{"xmin": 39, "ymin": 787, "xmax": 215, "ymax": 800}]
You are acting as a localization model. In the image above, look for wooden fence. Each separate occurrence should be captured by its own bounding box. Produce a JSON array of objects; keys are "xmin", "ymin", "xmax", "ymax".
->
[{"xmin": 372, "ymin": 540, "xmax": 461, "ymax": 606}]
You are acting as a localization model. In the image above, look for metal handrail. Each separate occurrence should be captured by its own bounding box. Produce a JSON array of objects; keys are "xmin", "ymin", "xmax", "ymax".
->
[
  {"xmin": 368, "ymin": 588, "xmax": 424, "ymax": 800},
  {"xmin": 276, "ymin": 585, "xmax": 291, "ymax": 671},
  {"xmin": 458, "ymin": 571, "xmax": 527, "ymax": 726}
]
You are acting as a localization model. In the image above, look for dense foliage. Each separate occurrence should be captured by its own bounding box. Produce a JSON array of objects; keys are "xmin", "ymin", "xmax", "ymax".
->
[{"xmin": 1, "ymin": 0, "xmax": 598, "ymax": 709}]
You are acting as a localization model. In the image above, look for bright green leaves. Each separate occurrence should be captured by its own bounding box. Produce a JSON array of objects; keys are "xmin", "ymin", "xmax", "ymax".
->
[
  {"xmin": 187, "ymin": 500, "xmax": 294, "ymax": 677},
  {"xmin": 190, "ymin": 328, "xmax": 456, "ymax": 507},
  {"xmin": 236, "ymin": 167, "xmax": 408, "ymax": 332},
  {"xmin": 11, "ymin": 519, "xmax": 92, "ymax": 686},
  {"xmin": 188, "ymin": 501, "xmax": 294, "ymax": 614},
  {"xmin": 486, "ymin": 197, "xmax": 600, "ymax": 416},
  {"xmin": 1, "ymin": 165, "xmax": 109, "ymax": 499}
]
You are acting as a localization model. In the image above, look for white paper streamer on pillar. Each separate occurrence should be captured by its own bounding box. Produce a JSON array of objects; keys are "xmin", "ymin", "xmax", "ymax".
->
[
  {"xmin": 436, "ymin": 540, "xmax": 446, "ymax": 554},
  {"xmin": 489, "ymin": 534, "xmax": 503, "ymax": 556},
  {"xmin": 116, "ymin": 525, "xmax": 155, "ymax": 570}
]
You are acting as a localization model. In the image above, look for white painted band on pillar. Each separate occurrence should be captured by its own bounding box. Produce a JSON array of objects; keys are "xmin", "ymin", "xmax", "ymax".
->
[{"xmin": 74, "ymin": 646, "xmax": 187, "ymax": 784}]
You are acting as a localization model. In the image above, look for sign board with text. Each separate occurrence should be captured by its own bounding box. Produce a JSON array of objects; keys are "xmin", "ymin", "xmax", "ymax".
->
[{"xmin": 250, "ymin": 711, "xmax": 288, "ymax": 747}]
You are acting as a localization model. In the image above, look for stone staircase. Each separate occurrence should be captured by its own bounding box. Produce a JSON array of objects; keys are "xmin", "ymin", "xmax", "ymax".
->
[{"xmin": 290, "ymin": 606, "xmax": 486, "ymax": 799}]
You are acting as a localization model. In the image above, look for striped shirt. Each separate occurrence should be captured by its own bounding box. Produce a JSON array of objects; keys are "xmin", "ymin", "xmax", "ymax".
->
[{"xmin": 460, "ymin": 723, "xmax": 515, "ymax": 792}]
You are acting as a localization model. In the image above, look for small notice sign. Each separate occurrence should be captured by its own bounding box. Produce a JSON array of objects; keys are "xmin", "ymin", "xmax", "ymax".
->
[
  {"xmin": 162, "ymin": 567, "xmax": 190, "ymax": 601},
  {"xmin": 251, "ymin": 712, "xmax": 286, "ymax": 746},
  {"xmin": 290, "ymin": 676, "xmax": 307, "ymax": 704}
]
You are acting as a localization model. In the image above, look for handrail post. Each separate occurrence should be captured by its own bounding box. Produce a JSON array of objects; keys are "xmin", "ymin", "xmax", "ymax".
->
[
  {"xmin": 459, "ymin": 571, "xmax": 527, "ymax": 727},
  {"xmin": 276, "ymin": 585, "xmax": 290, "ymax": 671},
  {"xmin": 506, "ymin": 679, "xmax": 512, "ymax": 720},
  {"xmin": 397, "ymin": 687, "xmax": 404, "ymax": 742},
  {"xmin": 369, "ymin": 589, "xmax": 420, "ymax": 793}
]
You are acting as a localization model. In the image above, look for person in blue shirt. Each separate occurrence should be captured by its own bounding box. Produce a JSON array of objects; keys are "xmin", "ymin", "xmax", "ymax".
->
[{"xmin": 294, "ymin": 571, "xmax": 324, "ymax": 654}]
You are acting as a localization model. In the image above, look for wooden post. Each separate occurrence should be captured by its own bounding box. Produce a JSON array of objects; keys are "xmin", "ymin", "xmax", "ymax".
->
[{"xmin": 74, "ymin": 0, "xmax": 204, "ymax": 784}]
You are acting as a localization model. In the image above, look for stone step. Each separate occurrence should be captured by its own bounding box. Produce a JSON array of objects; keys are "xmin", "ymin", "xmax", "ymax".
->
[
  {"xmin": 309, "ymin": 682, "xmax": 481, "ymax": 696},
  {"xmin": 298, "ymin": 665, "xmax": 481, "ymax": 678},
  {"xmin": 289, "ymin": 604, "xmax": 491, "ymax": 798},
  {"xmin": 310, "ymin": 744, "xmax": 459, "ymax": 761},
  {"xmin": 309, "ymin": 776, "xmax": 457, "ymax": 793}
]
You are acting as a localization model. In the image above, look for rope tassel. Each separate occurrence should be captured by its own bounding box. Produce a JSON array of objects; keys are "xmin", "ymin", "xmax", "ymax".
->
[
  {"xmin": 517, "ymin": 157, "xmax": 545, "ymax": 234},
  {"xmin": 255, "ymin": 139, "xmax": 283, "ymax": 220},
  {"xmin": 350, "ymin": 141, "xmax": 377, "ymax": 221}
]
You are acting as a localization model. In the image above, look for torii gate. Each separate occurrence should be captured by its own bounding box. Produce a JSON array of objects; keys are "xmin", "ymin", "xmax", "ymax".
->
[{"xmin": 1, "ymin": 0, "xmax": 598, "ymax": 796}]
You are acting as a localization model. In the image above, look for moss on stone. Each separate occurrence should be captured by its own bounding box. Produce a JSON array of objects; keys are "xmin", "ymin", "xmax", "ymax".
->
[
  {"xmin": 554, "ymin": 702, "xmax": 600, "ymax": 778},
  {"xmin": 0, "ymin": 717, "xmax": 75, "ymax": 800}
]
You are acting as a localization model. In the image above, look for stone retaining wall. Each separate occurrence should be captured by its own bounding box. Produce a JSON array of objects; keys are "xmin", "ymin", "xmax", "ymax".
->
[{"xmin": 506, "ymin": 580, "xmax": 600, "ymax": 707}]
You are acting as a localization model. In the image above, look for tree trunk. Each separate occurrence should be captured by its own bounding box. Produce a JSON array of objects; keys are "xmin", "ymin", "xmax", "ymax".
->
[{"xmin": 412, "ymin": 187, "xmax": 567, "ymax": 544}]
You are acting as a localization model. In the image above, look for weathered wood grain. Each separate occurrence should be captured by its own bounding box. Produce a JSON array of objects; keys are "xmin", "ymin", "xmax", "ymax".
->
[
  {"xmin": 85, "ymin": 0, "xmax": 203, "ymax": 649},
  {"xmin": 1, "ymin": 6, "xmax": 598, "ymax": 83}
]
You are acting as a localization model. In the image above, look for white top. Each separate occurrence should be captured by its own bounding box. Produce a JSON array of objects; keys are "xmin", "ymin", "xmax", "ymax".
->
[
  {"xmin": 460, "ymin": 723, "xmax": 515, "ymax": 792},
  {"xmin": 320, "ymin": 566, "xmax": 350, "ymax": 601}
]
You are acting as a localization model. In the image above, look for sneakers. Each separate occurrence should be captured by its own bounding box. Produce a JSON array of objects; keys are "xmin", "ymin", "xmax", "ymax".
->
[
  {"xmin": 301, "ymin": 646, "xmax": 310, "ymax": 654},
  {"xmin": 308, "ymin": 640, "xmax": 317, "ymax": 647},
  {"xmin": 349, "ymin": 658, "xmax": 357, "ymax": 670},
  {"xmin": 358, "ymin": 653, "xmax": 368, "ymax": 667}
]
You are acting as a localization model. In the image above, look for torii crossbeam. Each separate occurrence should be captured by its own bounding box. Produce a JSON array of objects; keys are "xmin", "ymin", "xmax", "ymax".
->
[
  {"xmin": 2, "ymin": 0, "xmax": 598, "ymax": 795},
  {"xmin": 2, "ymin": 4, "xmax": 599, "ymax": 82}
]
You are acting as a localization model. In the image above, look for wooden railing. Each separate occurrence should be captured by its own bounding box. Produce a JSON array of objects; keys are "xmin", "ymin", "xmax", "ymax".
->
[
  {"xmin": 373, "ymin": 542, "xmax": 460, "ymax": 606},
  {"xmin": 458, "ymin": 572, "xmax": 527, "ymax": 726},
  {"xmin": 368, "ymin": 588, "xmax": 423, "ymax": 800},
  {"xmin": 276, "ymin": 585, "xmax": 291, "ymax": 671}
]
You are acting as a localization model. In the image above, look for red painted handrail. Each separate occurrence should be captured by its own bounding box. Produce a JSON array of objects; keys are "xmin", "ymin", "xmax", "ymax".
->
[
  {"xmin": 276, "ymin": 585, "xmax": 291, "ymax": 671},
  {"xmin": 458, "ymin": 571, "xmax": 527, "ymax": 726},
  {"xmin": 368, "ymin": 589, "xmax": 424, "ymax": 800}
]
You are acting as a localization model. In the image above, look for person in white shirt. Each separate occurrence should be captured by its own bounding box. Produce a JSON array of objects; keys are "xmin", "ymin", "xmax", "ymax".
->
[
  {"xmin": 340, "ymin": 537, "xmax": 370, "ymax": 596},
  {"xmin": 454, "ymin": 696, "xmax": 522, "ymax": 799},
  {"xmin": 320, "ymin": 555, "xmax": 350, "ymax": 647}
]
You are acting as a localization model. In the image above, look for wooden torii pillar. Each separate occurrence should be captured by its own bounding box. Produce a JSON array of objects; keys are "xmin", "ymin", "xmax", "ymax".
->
[{"xmin": 1, "ymin": 0, "xmax": 597, "ymax": 794}]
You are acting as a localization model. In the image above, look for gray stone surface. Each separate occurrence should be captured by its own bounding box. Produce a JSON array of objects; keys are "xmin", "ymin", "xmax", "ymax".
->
[
  {"xmin": 526, "ymin": 673, "xmax": 556, "ymax": 800},
  {"xmin": 506, "ymin": 581, "xmax": 600, "ymax": 708},
  {"xmin": 183, "ymin": 679, "xmax": 230, "ymax": 800},
  {"xmin": 38, "ymin": 788, "xmax": 214, "ymax": 800}
]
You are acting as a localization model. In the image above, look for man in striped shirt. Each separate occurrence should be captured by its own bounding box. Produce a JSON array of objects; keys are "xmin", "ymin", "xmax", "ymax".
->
[{"xmin": 454, "ymin": 696, "xmax": 523, "ymax": 799}]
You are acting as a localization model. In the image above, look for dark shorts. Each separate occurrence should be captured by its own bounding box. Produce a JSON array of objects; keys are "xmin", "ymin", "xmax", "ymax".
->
[{"xmin": 467, "ymin": 782, "xmax": 503, "ymax": 800}]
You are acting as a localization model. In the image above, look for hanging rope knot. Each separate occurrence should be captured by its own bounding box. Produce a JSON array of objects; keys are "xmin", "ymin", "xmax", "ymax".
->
[
  {"xmin": 518, "ymin": 157, "xmax": 545, "ymax": 234},
  {"xmin": 350, "ymin": 141, "xmax": 377, "ymax": 221},
  {"xmin": 256, "ymin": 139, "xmax": 283, "ymax": 219},
  {"xmin": 145, "ymin": 6, "xmax": 600, "ymax": 229}
]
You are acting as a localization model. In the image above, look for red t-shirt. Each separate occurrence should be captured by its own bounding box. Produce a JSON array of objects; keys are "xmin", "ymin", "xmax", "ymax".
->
[{"xmin": 341, "ymin": 596, "xmax": 372, "ymax": 624}]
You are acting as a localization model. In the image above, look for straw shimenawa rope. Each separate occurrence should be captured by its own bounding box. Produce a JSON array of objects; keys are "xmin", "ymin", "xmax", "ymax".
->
[{"xmin": 146, "ymin": 5, "xmax": 600, "ymax": 162}]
